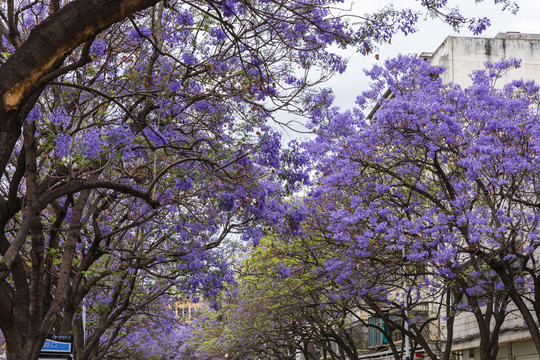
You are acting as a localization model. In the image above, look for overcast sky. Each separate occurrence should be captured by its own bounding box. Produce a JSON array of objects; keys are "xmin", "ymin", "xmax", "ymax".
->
[
  {"xmin": 328, "ymin": 0, "xmax": 540, "ymax": 110},
  {"xmin": 276, "ymin": 0, "xmax": 540, "ymax": 141}
]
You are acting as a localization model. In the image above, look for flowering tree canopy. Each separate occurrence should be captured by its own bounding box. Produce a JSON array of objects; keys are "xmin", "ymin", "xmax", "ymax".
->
[{"xmin": 303, "ymin": 55, "xmax": 540, "ymax": 359}]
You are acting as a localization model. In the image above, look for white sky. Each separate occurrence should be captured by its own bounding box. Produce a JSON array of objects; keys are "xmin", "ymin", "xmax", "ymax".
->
[
  {"xmin": 275, "ymin": 0, "xmax": 540, "ymax": 141},
  {"xmin": 328, "ymin": 0, "xmax": 540, "ymax": 109}
]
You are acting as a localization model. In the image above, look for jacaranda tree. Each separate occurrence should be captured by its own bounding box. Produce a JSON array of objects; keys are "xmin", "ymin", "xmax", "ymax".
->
[
  {"xmin": 0, "ymin": 0, "xmax": 519, "ymax": 359},
  {"xmin": 303, "ymin": 55, "xmax": 540, "ymax": 359}
]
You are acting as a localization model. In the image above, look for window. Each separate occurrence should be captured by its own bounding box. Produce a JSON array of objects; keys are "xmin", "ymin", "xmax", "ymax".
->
[{"xmin": 368, "ymin": 317, "xmax": 388, "ymax": 347}]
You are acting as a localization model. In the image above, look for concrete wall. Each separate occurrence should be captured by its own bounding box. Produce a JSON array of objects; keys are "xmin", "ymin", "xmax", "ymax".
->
[
  {"xmin": 451, "ymin": 307, "xmax": 531, "ymax": 352},
  {"xmin": 429, "ymin": 32, "xmax": 540, "ymax": 87}
]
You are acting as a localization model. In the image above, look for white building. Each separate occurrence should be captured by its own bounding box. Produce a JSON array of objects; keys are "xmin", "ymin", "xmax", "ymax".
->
[{"xmin": 429, "ymin": 32, "xmax": 540, "ymax": 86}]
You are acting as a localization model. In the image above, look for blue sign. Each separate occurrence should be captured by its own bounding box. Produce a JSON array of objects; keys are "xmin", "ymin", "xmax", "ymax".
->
[{"xmin": 40, "ymin": 335, "xmax": 73, "ymax": 354}]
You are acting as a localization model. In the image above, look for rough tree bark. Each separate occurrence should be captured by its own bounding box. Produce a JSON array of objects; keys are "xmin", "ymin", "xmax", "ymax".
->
[{"xmin": 0, "ymin": 0, "xmax": 159, "ymax": 175}]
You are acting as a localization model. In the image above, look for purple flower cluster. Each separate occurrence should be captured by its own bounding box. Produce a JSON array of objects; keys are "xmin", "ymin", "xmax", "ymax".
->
[{"xmin": 296, "ymin": 54, "xmax": 540, "ymax": 326}]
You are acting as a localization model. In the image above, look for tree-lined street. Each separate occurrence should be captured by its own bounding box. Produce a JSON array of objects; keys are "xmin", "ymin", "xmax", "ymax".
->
[{"xmin": 1, "ymin": 1, "xmax": 538, "ymax": 359}]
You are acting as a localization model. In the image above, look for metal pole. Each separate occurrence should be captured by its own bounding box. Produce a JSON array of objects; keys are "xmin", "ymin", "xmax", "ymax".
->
[
  {"xmin": 404, "ymin": 249, "xmax": 410, "ymax": 360},
  {"xmin": 404, "ymin": 300, "xmax": 410, "ymax": 360},
  {"xmin": 82, "ymin": 302, "xmax": 87, "ymax": 348}
]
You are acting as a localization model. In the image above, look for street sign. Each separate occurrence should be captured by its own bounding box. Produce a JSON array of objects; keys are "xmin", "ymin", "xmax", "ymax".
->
[{"xmin": 40, "ymin": 334, "xmax": 73, "ymax": 355}]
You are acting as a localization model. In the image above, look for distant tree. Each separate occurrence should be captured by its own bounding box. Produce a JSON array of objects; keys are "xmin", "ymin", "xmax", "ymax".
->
[
  {"xmin": 177, "ymin": 235, "xmax": 361, "ymax": 360},
  {"xmin": 178, "ymin": 233, "xmax": 436, "ymax": 360},
  {"xmin": 92, "ymin": 295, "xmax": 187, "ymax": 359}
]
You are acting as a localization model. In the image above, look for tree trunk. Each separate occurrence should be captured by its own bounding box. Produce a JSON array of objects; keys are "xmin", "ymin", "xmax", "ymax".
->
[
  {"xmin": 491, "ymin": 264, "xmax": 540, "ymax": 356},
  {"xmin": 0, "ymin": 2, "xmax": 163, "ymax": 359}
]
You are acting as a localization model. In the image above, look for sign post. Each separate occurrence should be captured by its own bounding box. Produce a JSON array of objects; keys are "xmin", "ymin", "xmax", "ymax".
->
[{"xmin": 39, "ymin": 334, "xmax": 73, "ymax": 360}]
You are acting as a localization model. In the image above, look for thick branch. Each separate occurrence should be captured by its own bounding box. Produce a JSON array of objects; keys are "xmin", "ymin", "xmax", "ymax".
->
[
  {"xmin": 0, "ymin": 0, "xmax": 159, "ymax": 113},
  {"xmin": 0, "ymin": 180, "xmax": 158, "ymax": 283}
]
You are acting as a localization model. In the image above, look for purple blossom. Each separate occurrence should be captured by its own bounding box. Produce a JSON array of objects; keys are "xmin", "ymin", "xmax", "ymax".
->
[
  {"xmin": 468, "ymin": 17, "xmax": 491, "ymax": 35},
  {"xmin": 176, "ymin": 176, "xmax": 193, "ymax": 191},
  {"xmin": 129, "ymin": 26, "xmax": 152, "ymax": 40},
  {"xmin": 273, "ymin": 262, "xmax": 291, "ymax": 278},
  {"xmin": 55, "ymin": 133, "xmax": 71, "ymax": 157},
  {"xmin": 182, "ymin": 52, "xmax": 198, "ymax": 66},
  {"xmin": 211, "ymin": 27, "xmax": 227, "ymax": 42},
  {"xmin": 91, "ymin": 38, "xmax": 107, "ymax": 57}
]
